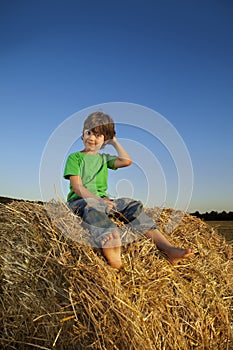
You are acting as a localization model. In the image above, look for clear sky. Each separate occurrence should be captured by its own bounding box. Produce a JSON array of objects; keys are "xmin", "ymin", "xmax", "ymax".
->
[{"xmin": 1, "ymin": 0, "xmax": 233, "ymax": 213}]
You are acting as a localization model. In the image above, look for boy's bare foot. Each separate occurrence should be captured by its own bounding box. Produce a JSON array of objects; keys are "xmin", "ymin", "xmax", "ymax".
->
[
  {"xmin": 102, "ymin": 230, "xmax": 122, "ymax": 269},
  {"xmin": 163, "ymin": 247, "xmax": 193, "ymax": 265},
  {"xmin": 143, "ymin": 229, "xmax": 193, "ymax": 265}
]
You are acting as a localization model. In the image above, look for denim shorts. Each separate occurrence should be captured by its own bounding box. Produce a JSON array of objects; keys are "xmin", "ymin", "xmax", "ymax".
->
[{"xmin": 68, "ymin": 197, "xmax": 156, "ymax": 247}]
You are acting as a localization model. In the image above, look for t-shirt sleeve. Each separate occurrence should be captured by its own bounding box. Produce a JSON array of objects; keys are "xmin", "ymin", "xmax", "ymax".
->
[
  {"xmin": 63, "ymin": 153, "xmax": 82, "ymax": 179},
  {"xmin": 104, "ymin": 153, "xmax": 118, "ymax": 170}
]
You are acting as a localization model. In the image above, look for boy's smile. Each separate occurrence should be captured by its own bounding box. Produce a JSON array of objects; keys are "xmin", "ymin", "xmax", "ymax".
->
[{"xmin": 82, "ymin": 129, "xmax": 105, "ymax": 154}]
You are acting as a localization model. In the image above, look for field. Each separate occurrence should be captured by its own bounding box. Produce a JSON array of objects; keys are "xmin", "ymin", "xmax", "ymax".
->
[{"xmin": 207, "ymin": 221, "xmax": 233, "ymax": 242}]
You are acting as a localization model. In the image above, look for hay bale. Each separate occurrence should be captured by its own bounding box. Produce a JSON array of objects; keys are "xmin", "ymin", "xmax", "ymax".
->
[{"xmin": 0, "ymin": 201, "xmax": 232, "ymax": 350}]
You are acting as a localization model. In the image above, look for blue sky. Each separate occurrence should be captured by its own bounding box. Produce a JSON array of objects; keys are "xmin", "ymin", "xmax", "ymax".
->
[{"xmin": 1, "ymin": 0, "xmax": 233, "ymax": 212}]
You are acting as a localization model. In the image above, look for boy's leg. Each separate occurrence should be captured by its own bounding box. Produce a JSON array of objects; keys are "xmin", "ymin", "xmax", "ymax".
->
[
  {"xmin": 69, "ymin": 198, "xmax": 122, "ymax": 268},
  {"xmin": 115, "ymin": 198, "xmax": 193, "ymax": 264},
  {"xmin": 101, "ymin": 230, "xmax": 122, "ymax": 269},
  {"xmin": 143, "ymin": 229, "xmax": 193, "ymax": 265},
  {"xmin": 82, "ymin": 201, "xmax": 122, "ymax": 268},
  {"xmin": 114, "ymin": 198, "xmax": 157, "ymax": 231}
]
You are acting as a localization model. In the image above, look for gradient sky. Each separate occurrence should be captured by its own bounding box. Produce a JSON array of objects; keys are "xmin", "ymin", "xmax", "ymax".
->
[{"xmin": 1, "ymin": 0, "xmax": 233, "ymax": 212}]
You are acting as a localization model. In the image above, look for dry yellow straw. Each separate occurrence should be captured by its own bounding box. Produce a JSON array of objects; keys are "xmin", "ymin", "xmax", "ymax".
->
[{"xmin": 0, "ymin": 201, "xmax": 232, "ymax": 349}]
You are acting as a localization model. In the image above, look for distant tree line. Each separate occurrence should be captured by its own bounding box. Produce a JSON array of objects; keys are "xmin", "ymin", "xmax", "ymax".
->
[{"xmin": 191, "ymin": 210, "xmax": 233, "ymax": 221}]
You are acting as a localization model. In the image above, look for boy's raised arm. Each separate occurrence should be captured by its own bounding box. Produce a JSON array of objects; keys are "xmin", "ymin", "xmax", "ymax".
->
[{"xmin": 106, "ymin": 136, "xmax": 132, "ymax": 168}]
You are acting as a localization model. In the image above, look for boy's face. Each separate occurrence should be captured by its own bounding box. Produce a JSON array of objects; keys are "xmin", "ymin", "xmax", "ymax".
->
[{"xmin": 82, "ymin": 129, "xmax": 105, "ymax": 153}]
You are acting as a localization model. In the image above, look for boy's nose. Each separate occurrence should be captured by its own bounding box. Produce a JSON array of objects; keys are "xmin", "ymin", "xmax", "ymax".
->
[{"xmin": 88, "ymin": 133, "xmax": 95, "ymax": 140}]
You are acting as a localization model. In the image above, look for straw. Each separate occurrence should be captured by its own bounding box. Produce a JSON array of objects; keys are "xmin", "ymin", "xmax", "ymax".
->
[{"xmin": 0, "ymin": 201, "xmax": 232, "ymax": 349}]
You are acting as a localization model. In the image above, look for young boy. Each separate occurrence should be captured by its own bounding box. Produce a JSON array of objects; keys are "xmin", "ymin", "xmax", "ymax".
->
[{"xmin": 64, "ymin": 112, "xmax": 193, "ymax": 268}]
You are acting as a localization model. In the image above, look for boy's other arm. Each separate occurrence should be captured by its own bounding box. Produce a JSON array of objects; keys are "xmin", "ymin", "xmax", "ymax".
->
[
  {"xmin": 106, "ymin": 137, "xmax": 132, "ymax": 168},
  {"xmin": 69, "ymin": 175, "xmax": 116, "ymax": 211},
  {"xmin": 70, "ymin": 175, "xmax": 102, "ymax": 201}
]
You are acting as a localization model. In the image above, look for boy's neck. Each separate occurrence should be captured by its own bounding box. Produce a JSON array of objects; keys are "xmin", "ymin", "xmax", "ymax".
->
[{"xmin": 81, "ymin": 149, "xmax": 99, "ymax": 155}]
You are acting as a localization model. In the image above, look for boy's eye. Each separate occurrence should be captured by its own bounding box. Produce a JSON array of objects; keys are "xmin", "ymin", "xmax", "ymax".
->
[{"xmin": 83, "ymin": 130, "xmax": 103, "ymax": 138}]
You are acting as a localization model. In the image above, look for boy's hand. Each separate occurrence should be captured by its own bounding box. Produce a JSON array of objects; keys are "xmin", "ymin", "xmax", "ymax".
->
[
  {"xmin": 104, "ymin": 136, "xmax": 117, "ymax": 146},
  {"xmin": 102, "ymin": 198, "xmax": 116, "ymax": 214}
]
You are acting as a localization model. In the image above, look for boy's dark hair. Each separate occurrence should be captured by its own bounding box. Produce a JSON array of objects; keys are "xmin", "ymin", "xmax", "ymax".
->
[{"xmin": 83, "ymin": 112, "xmax": 116, "ymax": 141}]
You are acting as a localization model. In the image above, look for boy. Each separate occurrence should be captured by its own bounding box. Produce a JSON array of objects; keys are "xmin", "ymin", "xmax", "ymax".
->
[{"xmin": 64, "ymin": 112, "xmax": 193, "ymax": 268}]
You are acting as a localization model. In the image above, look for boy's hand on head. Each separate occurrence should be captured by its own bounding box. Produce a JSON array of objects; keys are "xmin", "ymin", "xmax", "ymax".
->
[{"xmin": 104, "ymin": 136, "xmax": 117, "ymax": 146}]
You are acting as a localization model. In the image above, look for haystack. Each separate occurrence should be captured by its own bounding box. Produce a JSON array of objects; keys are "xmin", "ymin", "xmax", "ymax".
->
[{"xmin": 0, "ymin": 201, "xmax": 232, "ymax": 350}]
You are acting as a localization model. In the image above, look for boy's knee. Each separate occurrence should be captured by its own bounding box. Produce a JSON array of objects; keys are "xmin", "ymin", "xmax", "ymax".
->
[
  {"xmin": 116, "ymin": 197, "xmax": 143, "ymax": 208},
  {"xmin": 84, "ymin": 200, "xmax": 106, "ymax": 215}
]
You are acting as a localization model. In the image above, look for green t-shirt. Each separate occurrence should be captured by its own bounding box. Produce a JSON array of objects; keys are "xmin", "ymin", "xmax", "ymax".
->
[{"xmin": 63, "ymin": 152, "xmax": 117, "ymax": 202}]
